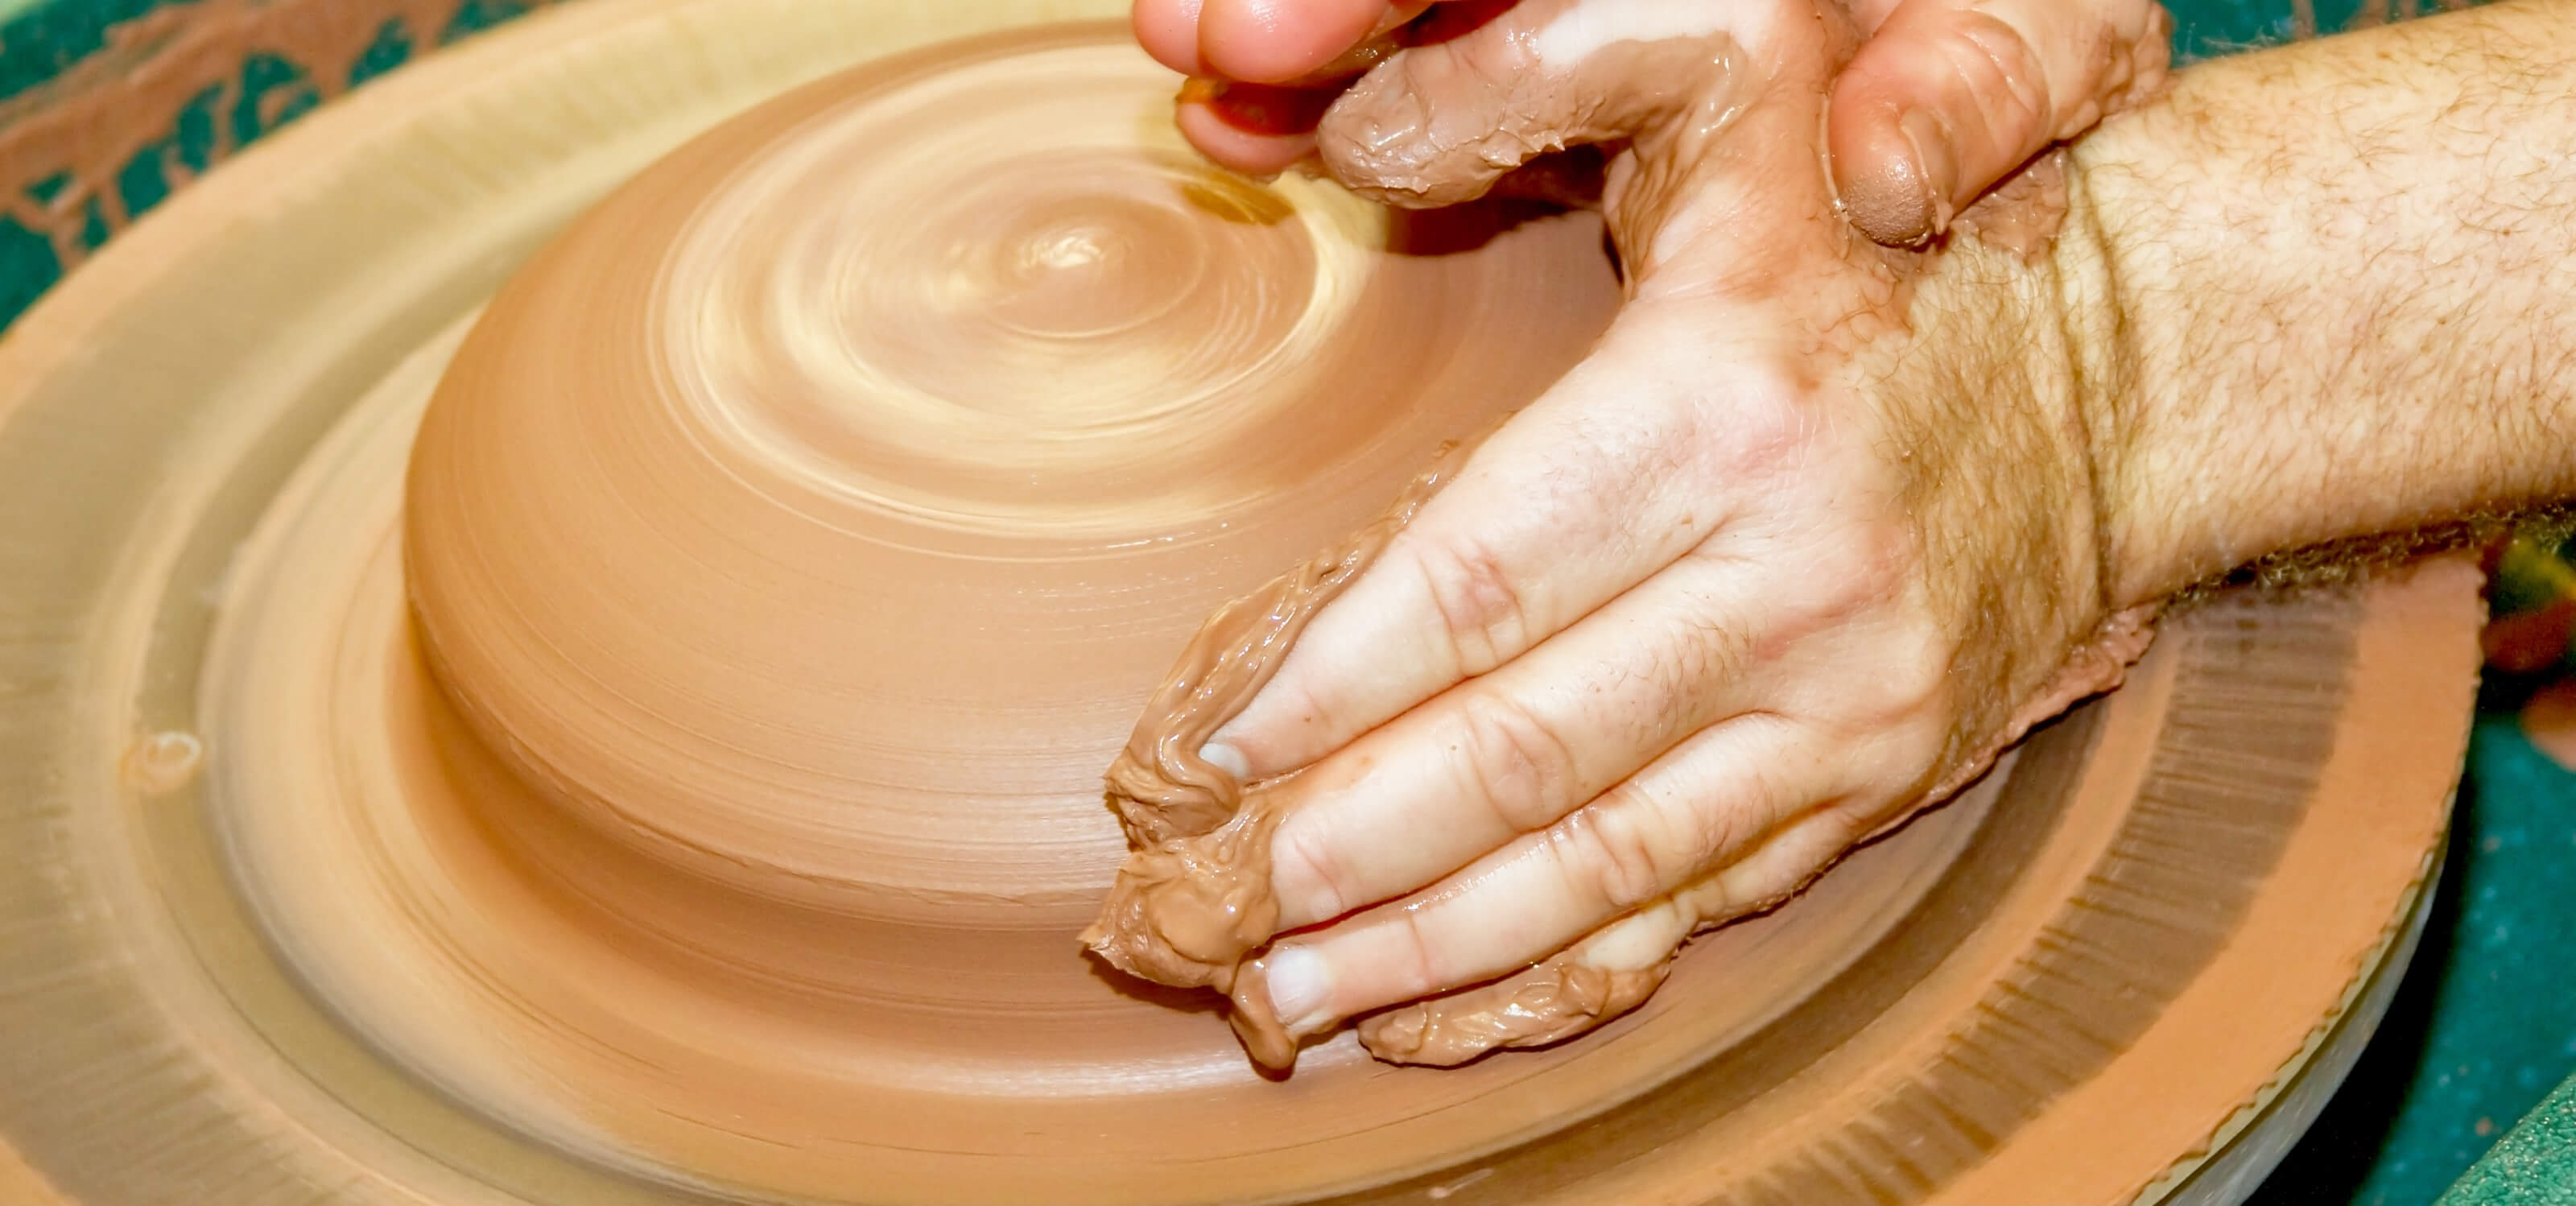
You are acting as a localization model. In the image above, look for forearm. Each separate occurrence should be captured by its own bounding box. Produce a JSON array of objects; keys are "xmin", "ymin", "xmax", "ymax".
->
[{"xmin": 2057, "ymin": 0, "xmax": 2576, "ymax": 605}]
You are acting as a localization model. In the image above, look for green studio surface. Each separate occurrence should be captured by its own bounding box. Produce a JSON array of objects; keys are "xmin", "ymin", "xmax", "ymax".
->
[{"xmin": 0, "ymin": 1, "xmax": 2567, "ymax": 1202}]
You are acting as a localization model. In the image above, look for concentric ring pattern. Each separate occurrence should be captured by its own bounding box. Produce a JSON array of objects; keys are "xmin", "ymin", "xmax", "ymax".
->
[{"xmin": 0, "ymin": 6, "xmax": 2472, "ymax": 1206}]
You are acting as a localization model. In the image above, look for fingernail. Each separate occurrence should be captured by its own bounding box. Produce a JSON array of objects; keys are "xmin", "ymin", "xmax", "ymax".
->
[
  {"xmin": 1897, "ymin": 108, "xmax": 1961, "ymax": 236},
  {"xmin": 1199, "ymin": 741, "xmax": 1252, "ymax": 780},
  {"xmin": 1264, "ymin": 944, "xmax": 1331, "ymax": 1030}
]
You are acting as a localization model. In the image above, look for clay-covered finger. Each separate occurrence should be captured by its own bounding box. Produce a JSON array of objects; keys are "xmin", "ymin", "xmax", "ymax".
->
[
  {"xmin": 1355, "ymin": 894, "xmax": 1690, "ymax": 1064},
  {"xmin": 1354, "ymin": 806, "xmax": 1878, "ymax": 1062},
  {"xmin": 1255, "ymin": 717, "xmax": 1856, "ymax": 1035},
  {"xmin": 1200, "ymin": 308, "xmax": 1790, "ymax": 783},
  {"xmin": 1828, "ymin": 0, "xmax": 2173, "ymax": 245},
  {"xmin": 1315, "ymin": 0, "xmax": 1782, "ymax": 207},
  {"xmin": 1253, "ymin": 543, "xmax": 1779, "ymax": 935}
]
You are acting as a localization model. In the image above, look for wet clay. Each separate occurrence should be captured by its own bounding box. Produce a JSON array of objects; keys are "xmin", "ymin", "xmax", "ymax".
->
[
  {"xmin": 403, "ymin": 34, "xmax": 1616, "ymax": 925},
  {"xmin": 1360, "ymin": 954, "xmax": 1668, "ymax": 1067},
  {"xmin": 1316, "ymin": 22, "xmax": 1753, "ymax": 212},
  {"xmin": 0, "ymin": 1141, "xmax": 70, "ymax": 1206},
  {"xmin": 1081, "ymin": 440, "xmax": 1707, "ymax": 1071},
  {"xmin": 1082, "ymin": 454, "xmax": 1460, "ymax": 1067},
  {"xmin": 1094, "ymin": 7, "xmax": 2150, "ymax": 1073},
  {"xmin": 1086, "ymin": 14, "xmax": 1781, "ymax": 1076},
  {"xmin": 1092, "ymin": 455, "xmax": 1459, "ymax": 850},
  {"xmin": 117, "ymin": 729, "xmax": 204, "ymax": 795},
  {"xmin": 364, "ymin": 22, "xmax": 1744, "ymax": 1200},
  {"xmin": 0, "ymin": 2, "xmax": 2485, "ymax": 1204}
]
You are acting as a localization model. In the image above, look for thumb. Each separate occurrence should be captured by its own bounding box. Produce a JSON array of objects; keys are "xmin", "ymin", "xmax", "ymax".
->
[
  {"xmin": 1828, "ymin": 0, "xmax": 2173, "ymax": 246},
  {"xmin": 1314, "ymin": 0, "xmax": 1800, "ymax": 209}
]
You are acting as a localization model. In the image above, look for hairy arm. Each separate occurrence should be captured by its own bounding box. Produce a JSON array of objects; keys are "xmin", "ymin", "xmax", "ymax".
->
[
  {"xmin": 2061, "ymin": 0, "xmax": 2576, "ymax": 605},
  {"xmin": 1088, "ymin": 0, "xmax": 2576, "ymax": 1069}
]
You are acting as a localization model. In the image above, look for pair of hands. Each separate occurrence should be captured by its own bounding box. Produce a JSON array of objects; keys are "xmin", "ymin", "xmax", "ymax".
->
[
  {"xmin": 1102, "ymin": 0, "xmax": 2173, "ymax": 1065},
  {"xmin": 1137, "ymin": 0, "xmax": 2171, "ymax": 244}
]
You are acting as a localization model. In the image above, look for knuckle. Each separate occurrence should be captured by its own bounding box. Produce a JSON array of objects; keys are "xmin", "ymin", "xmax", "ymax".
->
[
  {"xmin": 1799, "ymin": 518, "xmax": 1921, "ymax": 626},
  {"xmin": 1320, "ymin": 41, "xmax": 1531, "ymax": 205},
  {"xmin": 1941, "ymin": 14, "xmax": 2056, "ymax": 146},
  {"xmin": 1616, "ymin": 774, "xmax": 1740, "ymax": 878},
  {"xmin": 1794, "ymin": 799, "xmax": 1891, "ymax": 874},
  {"xmin": 1841, "ymin": 624, "xmax": 1954, "ymax": 735},
  {"xmin": 1579, "ymin": 895, "xmax": 1695, "ymax": 969},
  {"xmin": 1390, "ymin": 907, "xmax": 1452, "ymax": 1002},
  {"xmin": 1249, "ymin": 670, "xmax": 1351, "ymax": 760},
  {"xmin": 1670, "ymin": 368, "xmax": 1814, "ymax": 485},
  {"xmin": 1711, "ymin": 808, "xmax": 1854, "ymax": 915},
  {"xmin": 1271, "ymin": 820, "xmax": 1364, "ymax": 926},
  {"xmin": 1826, "ymin": 798, "xmax": 1886, "ymax": 846},
  {"xmin": 1896, "ymin": 659, "xmax": 1956, "ymax": 728},
  {"xmin": 1711, "ymin": 856, "xmax": 1803, "ymax": 920},
  {"xmin": 1728, "ymin": 523, "xmax": 1909, "ymax": 663},
  {"xmin": 1413, "ymin": 534, "xmax": 1537, "ymax": 675},
  {"xmin": 1560, "ymin": 805, "xmax": 1678, "ymax": 914},
  {"xmin": 1664, "ymin": 611, "xmax": 1750, "ymax": 701},
  {"xmin": 1453, "ymin": 692, "xmax": 1579, "ymax": 833},
  {"xmin": 1682, "ymin": 853, "xmax": 1780, "ymax": 925}
]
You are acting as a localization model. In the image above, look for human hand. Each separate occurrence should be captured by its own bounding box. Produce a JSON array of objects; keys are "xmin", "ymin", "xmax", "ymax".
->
[
  {"xmin": 1085, "ymin": 0, "xmax": 2162, "ymax": 1069},
  {"xmin": 1133, "ymin": 0, "xmax": 2171, "ymax": 244}
]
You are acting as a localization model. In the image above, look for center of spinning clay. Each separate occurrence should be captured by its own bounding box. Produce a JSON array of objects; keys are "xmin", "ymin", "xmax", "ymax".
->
[{"xmin": 403, "ymin": 35, "xmax": 1614, "ymax": 914}]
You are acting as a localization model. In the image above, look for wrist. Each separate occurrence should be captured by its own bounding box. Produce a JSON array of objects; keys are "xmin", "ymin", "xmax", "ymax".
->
[
  {"xmin": 1868, "ymin": 176, "xmax": 2128, "ymax": 665},
  {"xmin": 2035, "ymin": 1, "xmax": 2576, "ymax": 607},
  {"xmin": 2040, "ymin": 138, "xmax": 2161, "ymax": 609}
]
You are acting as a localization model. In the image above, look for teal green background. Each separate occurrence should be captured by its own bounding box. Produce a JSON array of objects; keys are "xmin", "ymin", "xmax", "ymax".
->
[
  {"xmin": 2256, "ymin": 695, "xmax": 2576, "ymax": 1204},
  {"xmin": 0, "ymin": 0, "xmax": 2567, "ymax": 1200},
  {"xmin": 2441, "ymin": 1073, "xmax": 2576, "ymax": 1205},
  {"xmin": 0, "ymin": 0, "xmax": 540, "ymax": 330},
  {"xmin": 2150, "ymin": 11, "xmax": 2576, "ymax": 1201}
]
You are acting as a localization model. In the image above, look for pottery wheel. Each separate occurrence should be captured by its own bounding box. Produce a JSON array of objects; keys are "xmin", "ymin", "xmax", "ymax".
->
[{"xmin": 0, "ymin": 2, "xmax": 2481, "ymax": 1205}]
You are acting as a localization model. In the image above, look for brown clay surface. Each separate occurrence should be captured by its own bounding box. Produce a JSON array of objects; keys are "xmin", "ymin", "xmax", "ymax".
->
[{"xmin": 0, "ymin": 4, "xmax": 2479, "ymax": 1206}]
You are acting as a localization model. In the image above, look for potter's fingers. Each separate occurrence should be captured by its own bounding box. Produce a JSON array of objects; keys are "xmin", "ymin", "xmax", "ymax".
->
[
  {"xmin": 1199, "ymin": 0, "xmax": 1428, "ymax": 84},
  {"xmin": 1355, "ymin": 894, "xmax": 1689, "ymax": 1064},
  {"xmin": 1257, "ymin": 543, "xmax": 1774, "ymax": 932},
  {"xmin": 1137, "ymin": 0, "xmax": 1212, "ymax": 74},
  {"xmin": 1316, "ymin": 0, "xmax": 1778, "ymax": 208},
  {"xmin": 1203, "ymin": 309, "xmax": 1762, "ymax": 779},
  {"xmin": 1829, "ymin": 0, "xmax": 2173, "ymax": 245},
  {"xmin": 1652, "ymin": 803, "xmax": 1882, "ymax": 928},
  {"xmin": 1353, "ymin": 809, "xmax": 1872, "ymax": 1061},
  {"xmin": 1175, "ymin": 82, "xmax": 1334, "ymax": 173},
  {"xmin": 1268, "ymin": 732, "xmax": 1863, "ymax": 1034}
]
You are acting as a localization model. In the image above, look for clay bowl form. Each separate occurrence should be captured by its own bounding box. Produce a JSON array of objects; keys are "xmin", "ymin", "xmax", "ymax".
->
[{"xmin": 0, "ymin": 2, "xmax": 2480, "ymax": 1204}]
